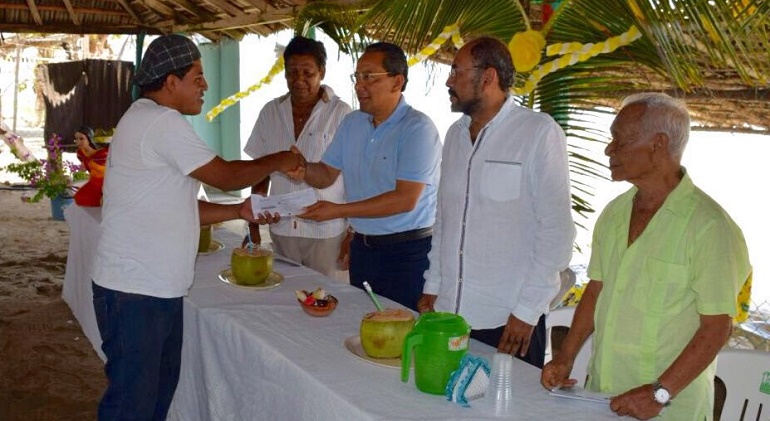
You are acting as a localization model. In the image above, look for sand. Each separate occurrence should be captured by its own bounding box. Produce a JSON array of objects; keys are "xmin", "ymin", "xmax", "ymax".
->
[{"xmin": 0, "ymin": 188, "xmax": 104, "ymax": 420}]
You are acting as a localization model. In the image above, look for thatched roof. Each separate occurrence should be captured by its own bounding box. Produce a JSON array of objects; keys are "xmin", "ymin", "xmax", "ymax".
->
[
  {"xmin": 0, "ymin": 0, "xmax": 359, "ymax": 42},
  {"xmin": 1, "ymin": 0, "xmax": 768, "ymax": 134}
]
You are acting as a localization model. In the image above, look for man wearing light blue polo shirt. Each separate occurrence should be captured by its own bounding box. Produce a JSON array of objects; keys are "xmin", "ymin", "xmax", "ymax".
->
[{"xmin": 286, "ymin": 42, "xmax": 441, "ymax": 311}]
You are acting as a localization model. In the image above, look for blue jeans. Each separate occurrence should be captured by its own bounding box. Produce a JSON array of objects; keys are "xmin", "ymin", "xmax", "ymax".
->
[
  {"xmin": 349, "ymin": 235, "xmax": 432, "ymax": 311},
  {"xmin": 92, "ymin": 282, "xmax": 183, "ymax": 421}
]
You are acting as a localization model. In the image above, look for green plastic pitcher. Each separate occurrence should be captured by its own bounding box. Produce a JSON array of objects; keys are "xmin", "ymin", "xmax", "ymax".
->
[{"xmin": 401, "ymin": 312, "xmax": 470, "ymax": 395}]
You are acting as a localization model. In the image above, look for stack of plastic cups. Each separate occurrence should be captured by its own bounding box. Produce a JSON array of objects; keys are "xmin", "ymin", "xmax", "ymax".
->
[{"xmin": 485, "ymin": 353, "xmax": 514, "ymax": 416}]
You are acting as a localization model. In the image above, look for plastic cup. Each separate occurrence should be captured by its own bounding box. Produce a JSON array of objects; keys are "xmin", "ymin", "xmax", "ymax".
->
[{"xmin": 483, "ymin": 353, "xmax": 513, "ymax": 416}]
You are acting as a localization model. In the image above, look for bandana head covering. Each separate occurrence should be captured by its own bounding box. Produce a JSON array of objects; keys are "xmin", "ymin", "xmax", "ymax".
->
[{"xmin": 134, "ymin": 34, "xmax": 201, "ymax": 87}]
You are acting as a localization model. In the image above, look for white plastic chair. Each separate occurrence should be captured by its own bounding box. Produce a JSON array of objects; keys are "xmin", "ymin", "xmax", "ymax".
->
[
  {"xmin": 715, "ymin": 348, "xmax": 770, "ymax": 421},
  {"xmin": 545, "ymin": 306, "xmax": 593, "ymax": 387},
  {"xmin": 550, "ymin": 268, "xmax": 577, "ymax": 310}
]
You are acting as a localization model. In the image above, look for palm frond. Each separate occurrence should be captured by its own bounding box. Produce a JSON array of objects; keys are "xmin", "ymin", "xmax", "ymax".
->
[
  {"xmin": 315, "ymin": 0, "xmax": 770, "ymax": 227},
  {"xmin": 293, "ymin": 1, "xmax": 375, "ymax": 56}
]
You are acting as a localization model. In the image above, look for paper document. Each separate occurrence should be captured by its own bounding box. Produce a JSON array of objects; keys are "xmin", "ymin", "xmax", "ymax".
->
[
  {"xmin": 549, "ymin": 386, "xmax": 612, "ymax": 404},
  {"xmin": 251, "ymin": 189, "xmax": 317, "ymax": 217}
]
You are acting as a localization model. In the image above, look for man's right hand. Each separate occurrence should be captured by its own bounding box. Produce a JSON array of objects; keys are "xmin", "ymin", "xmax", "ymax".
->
[
  {"xmin": 417, "ymin": 294, "xmax": 437, "ymax": 313},
  {"xmin": 284, "ymin": 145, "xmax": 307, "ymax": 181},
  {"xmin": 540, "ymin": 358, "xmax": 578, "ymax": 391},
  {"xmin": 270, "ymin": 150, "xmax": 302, "ymax": 173}
]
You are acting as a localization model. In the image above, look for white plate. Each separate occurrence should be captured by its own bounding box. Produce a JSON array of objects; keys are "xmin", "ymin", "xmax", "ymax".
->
[
  {"xmin": 343, "ymin": 335, "xmax": 410, "ymax": 369},
  {"xmin": 198, "ymin": 239, "xmax": 225, "ymax": 255},
  {"xmin": 217, "ymin": 268, "xmax": 283, "ymax": 290}
]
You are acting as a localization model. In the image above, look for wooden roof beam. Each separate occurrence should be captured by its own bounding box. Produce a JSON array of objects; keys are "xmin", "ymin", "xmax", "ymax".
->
[
  {"xmin": 61, "ymin": 0, "xmax": 81, "ymax": 26},
  {"xmin": 0, "ymin": 22, "xmax": 163, "ymax": 35},
  {"xmin": 115, "ymin": 0, "xmax": 142, "ymax": 24},
  {"xmin": 141, "ymin": 0, "xmax": 175, "ymax": 18},
  {"xmin": 25, "ymin": 0, "xmax": 44, "ymax": 25},
  {"xmin": 0, "ymin": 3, "xmax": 129, "ymax": 17},
  {"xmin": 163, "ymin": 0, "xmax": 223, "ymax": 22},
  {"xmin": 237, "ymin": 0, "xmax": 270, "ymax": 12},
  {"xmin": 172, "ymin": 7, "xmax": 292, "ymax": 33},
  {"xmin": 199, "ymin": 0, "xmax": 244, "ymax": 19}
]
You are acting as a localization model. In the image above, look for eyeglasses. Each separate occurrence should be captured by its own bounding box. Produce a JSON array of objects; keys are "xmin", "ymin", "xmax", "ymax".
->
[
  {"xmin": 448, "ymin": 66, "xmax": 483, "ymax": 78},
  {"xmin": 350, "ymin": 71, "xmax": 392, "ymax": 83}
]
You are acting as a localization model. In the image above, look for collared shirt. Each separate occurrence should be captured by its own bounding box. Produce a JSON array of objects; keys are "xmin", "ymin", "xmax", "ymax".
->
[
  {"xmin": 587, "ymin": 170, "xmax": 751, "ymax": 420},
  {"xmin": 422, "ymin": 96, "xmax": 575, "ymax": 327},
  {"xmin": 244, "ymin": 85, "xmax": 351, "ymax": 238},
  {"xmin": 322, "ymin": 96, "xmax": 441, "ymax": 235}
]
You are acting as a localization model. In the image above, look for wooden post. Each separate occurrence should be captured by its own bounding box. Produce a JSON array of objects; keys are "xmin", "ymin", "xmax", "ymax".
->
[{"xmin": 12, "ymin": 44, "xmax": 22, "ymax": 132}]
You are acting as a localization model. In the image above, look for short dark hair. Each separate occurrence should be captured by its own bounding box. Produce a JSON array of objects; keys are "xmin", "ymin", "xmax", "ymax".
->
[
  {"xmin": 468, "ymin": 37, "xmax": 515, "ymax": 91},
  {"xmin": 364, "ymin": 42, "xmax": 408, "ymax": 92},
  {"xmin": 284, "ymin": 36, "xmax": 327, "ymax": 68},
  {"xmin": 139, "ymin": 64, "xmax": 194, "ymax": 94}
]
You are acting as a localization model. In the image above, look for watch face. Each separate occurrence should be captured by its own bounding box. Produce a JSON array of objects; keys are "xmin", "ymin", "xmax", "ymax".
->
[{"xmin": 654, "ymin": 387, "xmax": 671, "ymax": 404}]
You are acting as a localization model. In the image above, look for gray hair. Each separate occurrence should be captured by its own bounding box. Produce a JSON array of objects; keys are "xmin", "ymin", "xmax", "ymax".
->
[{"xmin": 621, "ymin": 92, "xmax": 690, "ymax": 161}]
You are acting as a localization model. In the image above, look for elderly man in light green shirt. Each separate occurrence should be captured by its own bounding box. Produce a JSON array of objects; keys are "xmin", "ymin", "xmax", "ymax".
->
[{"xmin": 542, "ymin": 92, "xmax": 751, "ymax": 420}]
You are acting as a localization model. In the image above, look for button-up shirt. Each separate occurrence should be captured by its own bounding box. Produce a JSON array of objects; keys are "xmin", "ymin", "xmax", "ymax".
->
[
  {"xmin": 244, "ymin": 85, "xmax": 351, "ymax": 238},
  {"xmin": 423, "ymin": 96, "xmax": 575, "ymax": 327},
  {"xmin": 587, "ymin": 170, "xmax": 751, "ymax": 420}
]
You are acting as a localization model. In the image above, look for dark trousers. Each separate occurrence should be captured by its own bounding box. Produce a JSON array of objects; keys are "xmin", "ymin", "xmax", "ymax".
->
[
  {"xmin": 471, "ymin": 313, "xmax": 547, "ymax": 368},
  {"xmin": 349, "ymin": 235, "xmax": 432, "ymax": 311},
  {"xmin": 92, "ymin": 282, "xmax": 183, "ymax": 421}
]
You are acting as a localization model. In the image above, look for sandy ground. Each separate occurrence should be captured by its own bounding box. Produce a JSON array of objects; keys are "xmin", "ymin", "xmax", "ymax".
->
[{"xmin": 0, "ymin": 188, "xmax": 105, "ymax": 420}]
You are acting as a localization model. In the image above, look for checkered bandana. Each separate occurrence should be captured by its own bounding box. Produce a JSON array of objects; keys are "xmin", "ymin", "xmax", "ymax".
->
[{"xmin": 134, "ymin": 34, "xmax": 201, "ymax": 87}]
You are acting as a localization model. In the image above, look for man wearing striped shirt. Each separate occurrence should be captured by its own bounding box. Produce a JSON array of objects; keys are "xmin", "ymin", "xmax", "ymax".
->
[{"xmin": 244, "ymin": 36, "xmax": 352, "ymax": 277}]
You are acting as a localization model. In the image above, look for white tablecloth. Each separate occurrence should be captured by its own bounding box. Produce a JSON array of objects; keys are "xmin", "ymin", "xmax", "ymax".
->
[
  {"xmin": 63, "ymin": 209, "xmax": 617, "ymax": 420},
  {"xmin": 63, "ymin": 204, "xmax": 105, "ymax": 361}
]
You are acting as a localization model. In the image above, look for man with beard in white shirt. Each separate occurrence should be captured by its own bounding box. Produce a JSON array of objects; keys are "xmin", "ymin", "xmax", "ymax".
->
[{"xmin": 418, "ymin": 36, "xmax": 575, "ymax": 368}]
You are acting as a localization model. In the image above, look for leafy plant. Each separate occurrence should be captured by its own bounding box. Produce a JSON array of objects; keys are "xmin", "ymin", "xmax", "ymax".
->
[{"xmin": 3, "ymin": 133, "xmax": 88, "ymax": 203}]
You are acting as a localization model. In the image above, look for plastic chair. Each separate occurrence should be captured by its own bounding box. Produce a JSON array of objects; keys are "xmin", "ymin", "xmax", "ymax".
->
[
  {"xmin": 545, "ymin": 306, "xmax": 593, "ymax": 387},
  {"xmin": 715, "ymin": 348, "xmax": 770, "ymax": 421},
  {"xmin": 550, "ymin": 268, "xmax": 577, "ymax": 310}
]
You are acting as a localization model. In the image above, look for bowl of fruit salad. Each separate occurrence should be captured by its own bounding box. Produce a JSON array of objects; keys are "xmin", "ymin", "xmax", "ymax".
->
[{"xmin": 296, "ymin": 288, "xmax": 338, "ymax": 317}]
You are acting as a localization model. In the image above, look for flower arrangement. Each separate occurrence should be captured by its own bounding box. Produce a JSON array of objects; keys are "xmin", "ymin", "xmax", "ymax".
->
[{"xmin": 2, "ymin": 133, "xmax": 88, "ymax": 203}]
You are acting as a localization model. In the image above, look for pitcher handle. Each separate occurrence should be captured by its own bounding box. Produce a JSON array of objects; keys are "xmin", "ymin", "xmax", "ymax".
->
[{"xmin": 401, "ymin": 332, "xmax": 422, "ymax": 382}]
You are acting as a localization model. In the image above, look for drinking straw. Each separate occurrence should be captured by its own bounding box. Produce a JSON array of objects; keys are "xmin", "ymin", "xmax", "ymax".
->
[
  {"xmin": 362, "ymin": 281, "xmax": 384, "ymax": 311},
  {"xmin": 246, "ymin": 226, "xmax": 254, "ymax": 250}
]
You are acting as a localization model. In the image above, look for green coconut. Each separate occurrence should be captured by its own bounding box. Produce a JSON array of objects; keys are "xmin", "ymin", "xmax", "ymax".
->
[
  {"xmin": 198, "ymin": 225, "xmax": 212, "ymax": 253},
  {"xmin": 230, "ymin": 247, "xmax": 273, "ymax": 285},
  {"xmin": 360, "ymin": 308, "xmax": 416, "ymax": 358}
]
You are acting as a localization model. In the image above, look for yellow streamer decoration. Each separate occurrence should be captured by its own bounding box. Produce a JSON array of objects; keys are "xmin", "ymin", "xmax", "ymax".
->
[
  {"xmin": 206, "ymin": 55, "xmax": 285, "ymax": 122},
  {"xmin": 509, "ymin": 30, "xmax": 546, "ymax": 73},
  {"xmin": 407, "ymin": 24, "xmax": 463, "ymax": 67},
  {"xmin": 206, "ymin": 24, "xmax": 464, "ymax": 122},
  {"xmin": 514, "ymin": 25, "xmax": 642, "ymax": 95}
]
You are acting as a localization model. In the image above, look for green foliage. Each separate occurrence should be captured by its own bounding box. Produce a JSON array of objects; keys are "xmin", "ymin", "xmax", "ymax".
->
[
  {"xmin": 318, "ymin": 0, "xmax": 770, "ymax": 226},
  {"xmin": 2, "ymin": 134, "xmax": 87, "ymax": 203}
]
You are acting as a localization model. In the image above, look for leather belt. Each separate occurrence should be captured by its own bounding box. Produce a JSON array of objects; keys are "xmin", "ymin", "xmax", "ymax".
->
[{"xmin": 353, "ymin": 227, "xmax": 433, "ymax": 247}]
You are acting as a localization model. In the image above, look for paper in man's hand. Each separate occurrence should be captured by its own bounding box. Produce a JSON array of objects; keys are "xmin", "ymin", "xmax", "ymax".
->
[
  {"xmin": 251, "ymin": 189, "xmax": 318, "ymax": 217},
  {"xmin": 549, "ymin": 386, "xmax": 612, "ymax": 404}
]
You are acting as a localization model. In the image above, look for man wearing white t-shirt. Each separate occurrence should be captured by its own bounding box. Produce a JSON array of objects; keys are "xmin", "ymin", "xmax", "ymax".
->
[
  {"xmin": 91, "ymin": 35, "xmax": 299, "ymax": 420},
  {"xmin": 244, "ymin": 36, "xmax": 352, "ymax": 277}
]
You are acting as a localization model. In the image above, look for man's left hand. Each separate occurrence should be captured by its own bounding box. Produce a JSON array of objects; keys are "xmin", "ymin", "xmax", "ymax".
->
[
  {"xmin": 297, "ymin": 201, "xmax": 339, "ymax": 222},
  {"xmin": 609, "ymin": 384, "xmax": 664, "ymax": 420},
  {"xmin": 238, "ymin": 198, "xmax": 280, "ymax": 225},
  {"xmin": 498, "ymin": 314, "xmax": 535, "ymax": 356}
]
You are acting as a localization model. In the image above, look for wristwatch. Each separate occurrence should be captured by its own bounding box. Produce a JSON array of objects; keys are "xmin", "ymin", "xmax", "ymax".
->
[{"xmin": 651, "ymin": 380, "xmax": 671, "ymax": 405}]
